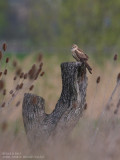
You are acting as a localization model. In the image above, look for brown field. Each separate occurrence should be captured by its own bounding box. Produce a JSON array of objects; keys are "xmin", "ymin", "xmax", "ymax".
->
[{"xmin": 0, "ymin": 52, "xmax": 120, "ymax": 160}]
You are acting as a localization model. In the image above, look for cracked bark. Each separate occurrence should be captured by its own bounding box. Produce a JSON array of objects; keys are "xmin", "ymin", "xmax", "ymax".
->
[{"xmin": 22, "ymin": 62, "xmax": 88, "ymax": 147}]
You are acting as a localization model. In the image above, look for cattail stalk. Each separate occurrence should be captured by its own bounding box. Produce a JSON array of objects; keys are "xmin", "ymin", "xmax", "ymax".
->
[{"xmin": 2, "ymin": 43, "xmax": 7, "ymax": 51}]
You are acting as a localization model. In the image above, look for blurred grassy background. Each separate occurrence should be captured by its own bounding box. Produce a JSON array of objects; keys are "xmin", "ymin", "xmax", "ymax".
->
[{"xmin": 0, "ymin": 0, "xmax": 120, "ymax": 56}]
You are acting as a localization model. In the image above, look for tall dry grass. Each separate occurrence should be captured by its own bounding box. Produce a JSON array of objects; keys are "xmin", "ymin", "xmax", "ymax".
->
[{"xmin": 0, "ymin": 45, "xmax": 120, "ymax": 160}]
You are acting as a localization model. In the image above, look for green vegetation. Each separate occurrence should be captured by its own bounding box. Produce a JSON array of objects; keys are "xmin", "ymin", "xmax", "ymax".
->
[
  {"xmin": 1, "ymin": 0, "xmax": 120, "ymax": 52},
  {"xmin": 0, "ymin": 0, "xmax": 9, "ymax": 37}
]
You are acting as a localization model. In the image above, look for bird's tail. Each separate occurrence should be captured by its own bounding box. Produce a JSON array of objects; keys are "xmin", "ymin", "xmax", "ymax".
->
[{"xmin": 85, "ymin": 62, "xmax": 92, "ymax": 74}]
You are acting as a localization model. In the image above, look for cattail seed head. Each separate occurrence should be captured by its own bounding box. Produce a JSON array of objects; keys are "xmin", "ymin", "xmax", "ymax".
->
[
  {"xmin": 16, "ymin": 84, "xmax": 20, "ymax": 90},
  {"xmin": 40, "ymin": 72, "xmax": 45, "ymax": 76},
  {"xmin": 24, "ymin": 73, "xmax": 28, "ymax": 79},
  {"xmin": 4, "ymin": 69, "xmax": 7, "ymax": 75},
  {"xmin": 28, "ymin": 69, "xmax": 34, "ymax": 79},
  {"xmin": 114, "ymin": 54, "xmax": 118, "ymax": 61},
  {"xmin": 34, "ymin": 68, "xmax": 42, "ymax": 80},
  {"xmin": 19, "ymin": 83, "xmax": 23, "ymax": 89},
  {"xmin": 38, "ymin": 67, "xmax": 42, "ymax": 72},
  {"xmin": 20, "ymin": 72, "xmax": 24, "ymax": 79},
  {"xmin": 28, "ymin": 64, "xmax": 37, "ymax": 80},
  {"xmin": 0, "ymin": 51, "xmax": 3, "ymax": 60},
  {"xmin": 6, "ymin": 57, "xmax": 9, "ymax": 63},
  {"xmin": 38, "ymin": 67, "xmax": 42, "ymax": 73},
  {"xmin": 13, "ymin": 76, "xmax": 17, "ymax": 81},
  {"xmin": 16, "ymin": 101, "xmax": 21, "ymax": 107},
  {"xmin": 1, "ymin": 102, "xmax": 5, "ymax": 107},
  {"xmin": 0, "ymin": 80, "xmax": 4, "ymax": 90},
  {"xmin": 117, "ymin": 73, "xmax": 120, "ymax": 83},
  {"xmin": 29, "ymin": 85, "xmax": 34, "ymax": 91},
  {"xmin": 9, "ymin": 90, "xmax": 13, "ymax": 94},
  {"xmin": 3, "ymin": 89, "xmax": 6, "ymax": 95},
  {"xmin": 39, "ymin": 62, "xmax": 43, "ymax": 68},
  {"xmin": 96, "ymin": 76, "xmax": 100, "ymax": 84},
  {"xmin": 2, "ymin": 43, "xmax": 7, "ymax": 51}
]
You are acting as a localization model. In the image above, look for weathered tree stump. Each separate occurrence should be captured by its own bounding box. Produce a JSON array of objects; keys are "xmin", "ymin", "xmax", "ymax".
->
[{"xmin": 22, "ymin": 62, "xmax": 88, "ymax": 147}]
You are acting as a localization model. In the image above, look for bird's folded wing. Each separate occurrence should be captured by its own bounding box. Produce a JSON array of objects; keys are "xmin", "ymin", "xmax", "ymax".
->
[
  {"xmin": 75, "ymin": 50, "xmax": 88, "ymax": 60},
  {"xmin": 78, "ymin": 48, "xmax": 89, "ymax": 59},
  {"xmin": 77, "ymin": 48, "xmax": 84, "ymax": 52}
]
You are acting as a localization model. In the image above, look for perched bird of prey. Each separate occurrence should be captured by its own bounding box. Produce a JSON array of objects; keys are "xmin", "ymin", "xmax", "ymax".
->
[{"xmin": 71, "ymin": 44, "xmax": 92, "ymax": 74}]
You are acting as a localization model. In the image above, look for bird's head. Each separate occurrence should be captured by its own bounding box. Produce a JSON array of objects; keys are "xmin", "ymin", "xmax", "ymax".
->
[{"xmin": 71, "ymin": 44, "xmax": 78, "ymax": 51}]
